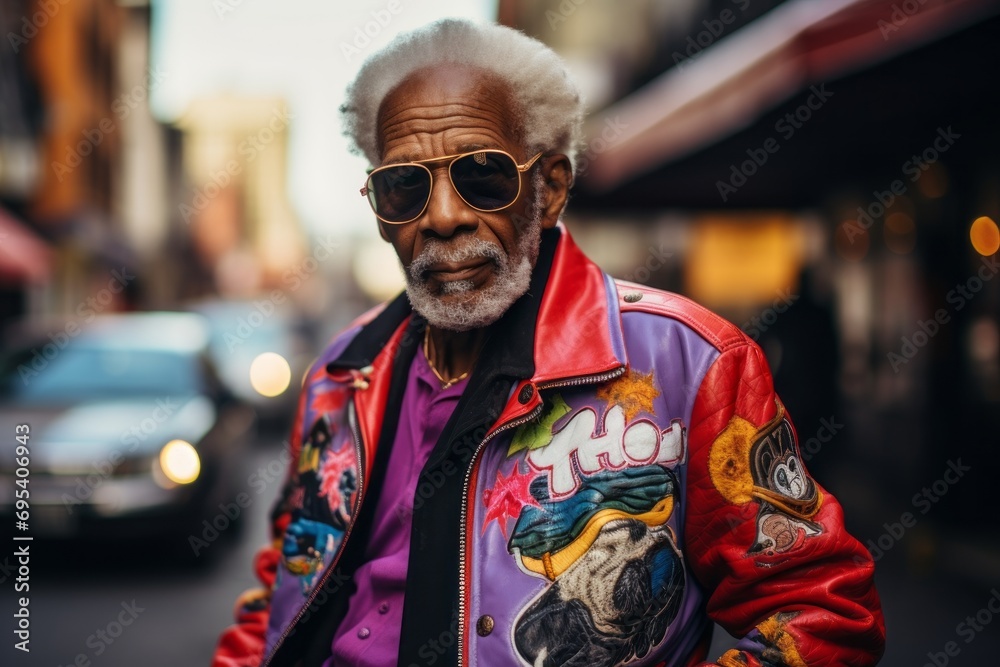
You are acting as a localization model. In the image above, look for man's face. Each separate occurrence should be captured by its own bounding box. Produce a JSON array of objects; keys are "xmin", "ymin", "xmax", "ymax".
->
[{"xmin": 373, "ymin": 63, "xmax": 566, "ymax": 331}]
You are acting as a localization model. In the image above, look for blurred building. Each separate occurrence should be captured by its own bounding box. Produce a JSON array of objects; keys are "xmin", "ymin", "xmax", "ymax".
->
[
  {"xmin": 501, "ymin": 0, "xmax": 1000, "ymax": 559},
  {"xmin": 0, "ymin": 0, "xmax": 178, "ymax": 325},
  {"xmin": 173, "ymin": 96, "xmax": 307, "ymax": 301}
]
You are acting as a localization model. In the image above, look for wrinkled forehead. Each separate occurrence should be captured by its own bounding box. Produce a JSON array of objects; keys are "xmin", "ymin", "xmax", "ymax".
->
[{"xmin": 375, "ymin": 63, "xmax": 524, "ymax": 160}]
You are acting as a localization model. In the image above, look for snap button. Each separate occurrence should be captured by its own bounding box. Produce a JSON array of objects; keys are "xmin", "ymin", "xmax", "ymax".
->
[
  {"xmin": 517, "ymin": 384, "xmax": 534, "ymax": 404},
  {"xmin": 357, "ymin": 627, "xmax": 370, "ymax": 639},
  {"xmin": 378, "ymin": 602, "xmax": 389, "ymax": 615},
  {"xmin": 623, "ymin": 291, "xmax": 643, "ymax": 303},
  {"xmin": 476, "ymin": 615, "xmax": 495, "ymax": 637}
]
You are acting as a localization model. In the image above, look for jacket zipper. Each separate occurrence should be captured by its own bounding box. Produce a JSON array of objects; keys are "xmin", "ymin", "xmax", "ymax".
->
[
  {"xmin": 261, "ymin": 401, "xmax": 367, "ymax": 667},
  {"xmin": 456, "ymin": 365, "xmax": 625, "ymax": 665}
]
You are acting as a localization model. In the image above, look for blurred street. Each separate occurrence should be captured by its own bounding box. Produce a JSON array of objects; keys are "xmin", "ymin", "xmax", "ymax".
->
[
  {"xmin": 0, "ymin": 436, "xmax": 286, "ymax": 667},
  {"xmin": 0, "ymin": 432, "xmax": 998, "ymax": 666}
]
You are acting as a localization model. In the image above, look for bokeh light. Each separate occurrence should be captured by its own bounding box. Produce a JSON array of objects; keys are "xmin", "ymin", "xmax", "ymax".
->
[
  {"xmin": 884, "ymin": 212, "xmax": 916, "ymax": 254},
  {"xmin": 835, "ymin": 220, "xmax": 870, "ymax": 262},
  {"xmin": 250, "ymin": 351, "xmax": 292, "ymax": 397},
  {"xmin": 970, "ymin": 216, "xmax": 1000, "ymax": 256},
  {"xmin": 353, "ymin": 239, "xmax": 406, "ymax": 301},
  {"xmin": 158, "ymin": 439, "xmax": 201, "ymax": 485}
]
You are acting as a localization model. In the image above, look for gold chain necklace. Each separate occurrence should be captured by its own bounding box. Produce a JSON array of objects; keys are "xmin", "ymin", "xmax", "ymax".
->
[{"xmin": 423, "ymin": 326, "xmax": 470, "ymax": 389}]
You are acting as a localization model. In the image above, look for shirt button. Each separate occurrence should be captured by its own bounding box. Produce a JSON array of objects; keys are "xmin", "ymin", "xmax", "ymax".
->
[
  {"xmin": 476, "ymin": 615, "xmax": 494, "ymax": 637},
  {"xmin": 357, "ymin": 627, "xmax": 370, "ymax": 639},
  {"xmin": 378, "ymin": 602, "xmax": 390, "ymax": 615}
]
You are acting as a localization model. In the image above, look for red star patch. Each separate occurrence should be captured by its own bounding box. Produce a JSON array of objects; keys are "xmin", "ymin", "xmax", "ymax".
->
[
  {"xmin": 482, "ymin": 464, "xmax": 540, "ymax": 538},
  {"xmin": 318, "ymin": 445, "xmax": 355, "ymax": 512},
  {"xmin": 312, "ymin": 388, "xmax": 346, "ymax": 415}
]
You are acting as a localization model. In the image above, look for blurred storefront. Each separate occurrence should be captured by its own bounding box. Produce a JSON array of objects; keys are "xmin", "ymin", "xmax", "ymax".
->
[
  {"xmin": 502, "ymin": 0, "xmax": 1000, "ymax": 565},
  {"xmin": 0, "ymin": 0, "xmax": 177, "ymax": 326}
]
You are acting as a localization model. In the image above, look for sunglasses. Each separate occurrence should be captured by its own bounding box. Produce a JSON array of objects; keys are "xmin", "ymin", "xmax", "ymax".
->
[{"xmin": 360, "ymin": 149, "xmax": 543, "ymax": 224}]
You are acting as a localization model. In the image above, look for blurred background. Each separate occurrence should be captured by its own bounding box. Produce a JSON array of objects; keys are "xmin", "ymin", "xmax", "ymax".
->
[{"xmin": 1, "ymin": 0, "xmax": 998, "ymax": 665}]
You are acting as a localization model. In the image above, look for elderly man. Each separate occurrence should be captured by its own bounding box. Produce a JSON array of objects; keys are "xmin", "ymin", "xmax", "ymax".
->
[{"xmin": 212, "ymin": 19, "xmax": 884, "ymax": 667}]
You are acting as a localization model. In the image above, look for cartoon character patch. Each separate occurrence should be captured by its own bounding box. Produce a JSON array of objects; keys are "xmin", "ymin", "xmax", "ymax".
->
[
  {"xmin": 708, "ymin": 406, "xmax": 822, "ymax": 558},
  {"xmin": 504, "ymin": 466, "xmax": 685, "ymax": 666},
  {"xmin": 491, "ymin": 387, "xmax": 687, "ymax": 667},
  {"xmin": 280, "ymin": 414, "xmax": 358, "ymax": 595}
]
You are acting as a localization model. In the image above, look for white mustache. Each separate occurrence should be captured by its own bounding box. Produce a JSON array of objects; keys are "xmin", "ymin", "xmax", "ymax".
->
[{"xmin": 408, "ymin": 238, "xmax": 506, "ymax": 280}]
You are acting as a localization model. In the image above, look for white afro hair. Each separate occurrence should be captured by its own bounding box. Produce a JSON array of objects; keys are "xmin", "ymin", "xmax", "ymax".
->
[{"xmin": 341, "ymin": 18, "xmax": 585, "ymax": 173}]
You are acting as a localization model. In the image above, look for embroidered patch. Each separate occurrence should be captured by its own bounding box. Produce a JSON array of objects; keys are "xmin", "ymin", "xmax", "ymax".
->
[
  {"xmin": 507, "ymin": 394, "xmax": 572, "ymax": 456},
  {"xmin": 482, "ymin": 463, "xmax": 540, "ymax": 538},
  {"xmin": 507, "ymin": 465, "xmax": 684, "ymax": 666},
  {"xmin": 753, "ymin": 612, "xmax": 808, "ymax": 667},
  {"xmin": 280, "ymin": 413, "xmax": 356, "ymax": 596},
  {"xmin": 595, "ymin": 368, "xmax": 660, "ymax": 421},
  {"xmin": 708, "ymin": 408, "xmax": 822, "ymax": 557},
  {"xmin": 526, "ymin": 405, "xmax": 685, "ymax": 498}
]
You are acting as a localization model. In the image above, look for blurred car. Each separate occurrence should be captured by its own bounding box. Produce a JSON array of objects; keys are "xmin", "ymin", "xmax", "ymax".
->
[
  {"xmin": 0, "ymin": 312, "xmax": 254, "ymax": 548},
  {"xmin": 188, "ymin": 298, "xmax": 315, "ymax": 432}
]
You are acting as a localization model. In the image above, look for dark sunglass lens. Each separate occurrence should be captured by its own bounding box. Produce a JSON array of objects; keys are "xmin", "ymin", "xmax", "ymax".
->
[
  {"xmin": 451, "ymin": 152, "xmax": 520, "ymax": 210},
  {"xmin": 368, "ymin": 166, "xmax": 430, "ymax": 222}
]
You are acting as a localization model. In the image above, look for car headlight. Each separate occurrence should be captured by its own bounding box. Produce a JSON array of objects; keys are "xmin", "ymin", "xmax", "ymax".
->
[
  {"xmin": 250, "ymin": 352, "xmax": 291, "ymax": 397},
  {"xmin": 156, "ymin": 439, "xmax": 201, "ymax": 486}
]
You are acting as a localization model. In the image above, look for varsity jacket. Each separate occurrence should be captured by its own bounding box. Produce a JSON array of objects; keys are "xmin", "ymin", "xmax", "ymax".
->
[{"xmin": 211, "ymin": 223, "xmax": 885, "ymax": 667}]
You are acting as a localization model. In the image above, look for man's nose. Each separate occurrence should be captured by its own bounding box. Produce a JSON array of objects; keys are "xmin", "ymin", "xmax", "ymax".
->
[{"xmin": 417, "ymin": 167, "xmax": 478, "ymax": 238}]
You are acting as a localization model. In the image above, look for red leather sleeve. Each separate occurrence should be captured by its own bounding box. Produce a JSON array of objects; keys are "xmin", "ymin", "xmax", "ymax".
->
[
  {"xmin": 210, "ymin": 378, "xmax": 310, "ymax": 667},
  {"xmin": 684, "ymin": 341, "xmax": 885, "ymax": 666}
]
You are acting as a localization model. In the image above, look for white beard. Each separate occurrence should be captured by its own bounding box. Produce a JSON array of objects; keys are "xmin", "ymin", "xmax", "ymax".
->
[{"xmin": 402, "ymin": 170, "xmax": 546, "ymax": 332}]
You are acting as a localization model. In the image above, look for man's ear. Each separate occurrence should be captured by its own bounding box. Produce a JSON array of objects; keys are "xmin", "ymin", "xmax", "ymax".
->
[{"xmin": 538, "ymin": 154, "xmax": 572, "ymax": 229}]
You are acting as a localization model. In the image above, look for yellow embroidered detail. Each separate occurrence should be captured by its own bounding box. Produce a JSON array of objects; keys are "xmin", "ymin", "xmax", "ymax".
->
[
  {"xmin": 717, "ymin": 649, "xmax": 747, "ymax": 667},
  {"xmin": 541, "ymin": 553, "xmax": 555, "ymax": 580},
  {"xmin": 298, "ymin": 442, "xmax": 320, "ymax": 474},
  {"xmin": 756, "ymin": 614, "xmax": 807, "ymax": 667},
  {"xmin": 707, "ymin": 415, "xmax": 758, "ymax": 505},
  {"xmin": 519, "ymin": 497, "xmax": 674, "ymax": 580},
  {"xmin": 596, "ymin": 368, "xmax": 660, "ymax": 421}
]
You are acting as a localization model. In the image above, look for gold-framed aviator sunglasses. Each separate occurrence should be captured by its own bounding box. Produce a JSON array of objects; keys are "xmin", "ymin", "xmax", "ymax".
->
[{"xmin": 360, "ymin": 149, "xmax": 543, "ymax": 224}]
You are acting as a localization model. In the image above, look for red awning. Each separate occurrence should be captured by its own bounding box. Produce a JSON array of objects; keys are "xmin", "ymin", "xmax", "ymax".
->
[
  {"xmin": 583, "ymin": 0, "xmax": 999, "ymax": 192},
  {"xmin": 0, "ymin": 207, "xmax": 52, "ymax": 285}
]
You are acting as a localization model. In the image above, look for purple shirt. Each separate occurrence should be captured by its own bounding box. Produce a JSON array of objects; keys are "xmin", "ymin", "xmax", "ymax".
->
[{"xmin": 327, "ymin": 346, "xmax": 468, "ymax": 667}]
